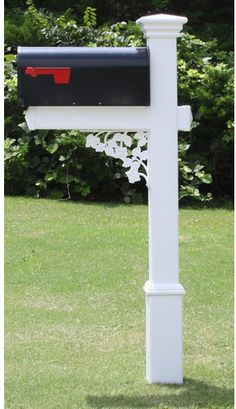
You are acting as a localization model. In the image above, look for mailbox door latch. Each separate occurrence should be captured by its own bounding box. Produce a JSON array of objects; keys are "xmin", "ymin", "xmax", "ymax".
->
[{"xmin": 25, "ymin": 67, "xmax": 71, "ymax": 84}]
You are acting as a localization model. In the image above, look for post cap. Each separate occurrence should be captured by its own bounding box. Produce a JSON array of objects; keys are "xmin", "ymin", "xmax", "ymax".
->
[{"xmin": 136, "ymin": 13, "xmax": 188, "ymax": 39}]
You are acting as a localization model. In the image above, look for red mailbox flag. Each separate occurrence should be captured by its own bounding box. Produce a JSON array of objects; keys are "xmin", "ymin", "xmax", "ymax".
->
[{"xmin": 25, "ymin": 67, "xmax": 71, "ymax": 84}]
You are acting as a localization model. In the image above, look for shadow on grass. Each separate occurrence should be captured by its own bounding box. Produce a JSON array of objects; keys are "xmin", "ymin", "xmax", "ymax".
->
[{"xmin": 86, "ymin": 378, "xmax": 234, "ymax": 408}]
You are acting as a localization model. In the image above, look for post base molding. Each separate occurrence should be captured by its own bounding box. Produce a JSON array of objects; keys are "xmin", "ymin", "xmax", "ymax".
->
[
  {"xmin": 144, "ymin": 280, "xmax": 185, "ymax": 384},
  {"xmin": 144, "ymin": 280, "xmax": 185, "ymax": 296}
]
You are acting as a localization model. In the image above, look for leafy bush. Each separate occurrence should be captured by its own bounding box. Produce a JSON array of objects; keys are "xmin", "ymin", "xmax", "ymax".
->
[
  {"xmin": 4, "ymin": 2, "xmax": 233, "ymax": 202},
  {"xmin": 178, "ymin": 34, "xmax": 234, "ymax": 197},
  {"xmin": 178, "ymin": 141, "xmax": 212, "ymax": 201}
]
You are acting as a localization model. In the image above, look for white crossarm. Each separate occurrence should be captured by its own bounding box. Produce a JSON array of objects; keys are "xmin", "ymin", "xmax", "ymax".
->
[
  {"xmin": 25, "ymin": 105, "xmax": 192, "ymax": 132},
  {"xmin": 25, "ymin": 106, "xmax": 151, "ymax": 131}
]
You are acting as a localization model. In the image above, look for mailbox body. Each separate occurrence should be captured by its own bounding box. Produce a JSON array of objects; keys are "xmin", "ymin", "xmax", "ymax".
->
[{"xmin": 17, "ymin": 47, "xmax": 150, "ymax": 107}]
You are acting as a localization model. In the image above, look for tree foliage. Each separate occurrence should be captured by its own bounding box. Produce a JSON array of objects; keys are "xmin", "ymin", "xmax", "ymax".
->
[{"xmin": 5, "ymin": 0, "xmax": 233, "ymax": 50}]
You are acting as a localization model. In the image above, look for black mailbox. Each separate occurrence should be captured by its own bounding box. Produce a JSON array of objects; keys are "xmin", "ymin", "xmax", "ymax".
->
[{"xmin": 17, "ymin": 47, "xmax": 150, "ymax": 107}]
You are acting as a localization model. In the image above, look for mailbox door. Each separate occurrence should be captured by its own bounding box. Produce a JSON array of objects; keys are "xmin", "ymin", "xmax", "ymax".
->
[{"xmin": 17, "ymin": 47, "xmax": 150, "ymax": 107}]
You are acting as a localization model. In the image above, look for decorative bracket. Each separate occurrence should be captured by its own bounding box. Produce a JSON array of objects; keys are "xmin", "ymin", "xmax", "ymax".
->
[{"xmin": 86, "ymin": 131, "xmax": 148, "ymax": 185}]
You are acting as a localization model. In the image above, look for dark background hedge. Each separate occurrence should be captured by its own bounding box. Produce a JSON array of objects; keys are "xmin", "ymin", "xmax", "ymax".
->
[{"xmin": 4, "ymin": 0, "xmax": 234, "ymax": 203}]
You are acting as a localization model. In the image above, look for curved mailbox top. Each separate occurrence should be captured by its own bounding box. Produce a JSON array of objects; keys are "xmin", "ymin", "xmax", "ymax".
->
[
  {"xmin": 17, "ymin": 46, "xmax": 149, "ymax": 68},
  {"xmin": 17, "ymin": 46, "xmax": 150, "ymax": 107}
]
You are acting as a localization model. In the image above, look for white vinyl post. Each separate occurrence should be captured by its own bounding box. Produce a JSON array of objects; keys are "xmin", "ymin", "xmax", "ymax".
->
[{"xmin": 136, "ymin": 14, "xmax": 187, "ymax": 384}]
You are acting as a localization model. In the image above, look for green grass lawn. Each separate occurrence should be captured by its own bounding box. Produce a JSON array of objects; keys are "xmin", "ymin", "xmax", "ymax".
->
[{"xmin": 5, "ymin": 197, "xmax": 234, "ymax": 409}]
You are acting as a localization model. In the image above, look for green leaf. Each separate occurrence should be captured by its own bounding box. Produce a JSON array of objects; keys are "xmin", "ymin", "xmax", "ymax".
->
[
  {"xmin": 45, "ymin": 170, "xmax": 57, "ymax": 182},
  {"xmin": 34, "ymin": 135, "xmax": 43, "ymax": 145},
  {"xmin": 47, "ymin": 142, "xmax": 59, "ymax": 154},
  {"xmin": 201, "ymin": 174, "xmax": 212, "ymax": 184},
  {"xmin": 4, "ymin": 138, "xmax": 15, "ymax": 149},
  {"xmin": 195, "ymin": 171, "xmax": 204, "ymax": 178},
  {"xmin": 4, "ymin": 54, "xmax": 15, "ymax": 63},
  {"xmin": 183, "ymin": 165, "xmax": 192, "ymax": 173},
  {"xmin": 80, "ymin": 186, "xmax": 91, "ymax": 197},
  {"xmin": 194, "ymin": 164, "xmax": 204, "ymax": 172},
  {"xmin": 183, "ymin": 174, "xmax": 194, "ymax": 181},
  {"xmin": 35, "ymin": 179, "xmax": 46, "ymax": 188}
]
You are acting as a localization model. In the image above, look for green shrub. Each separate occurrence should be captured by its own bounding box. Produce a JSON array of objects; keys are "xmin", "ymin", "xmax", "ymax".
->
[
  {"xmin": 4, "ymin": 2, "xmax": 233, "ymax": 202},
  {"xmin": 178, "ymin": 34, "xmax": 234, "ymax": 197}
]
